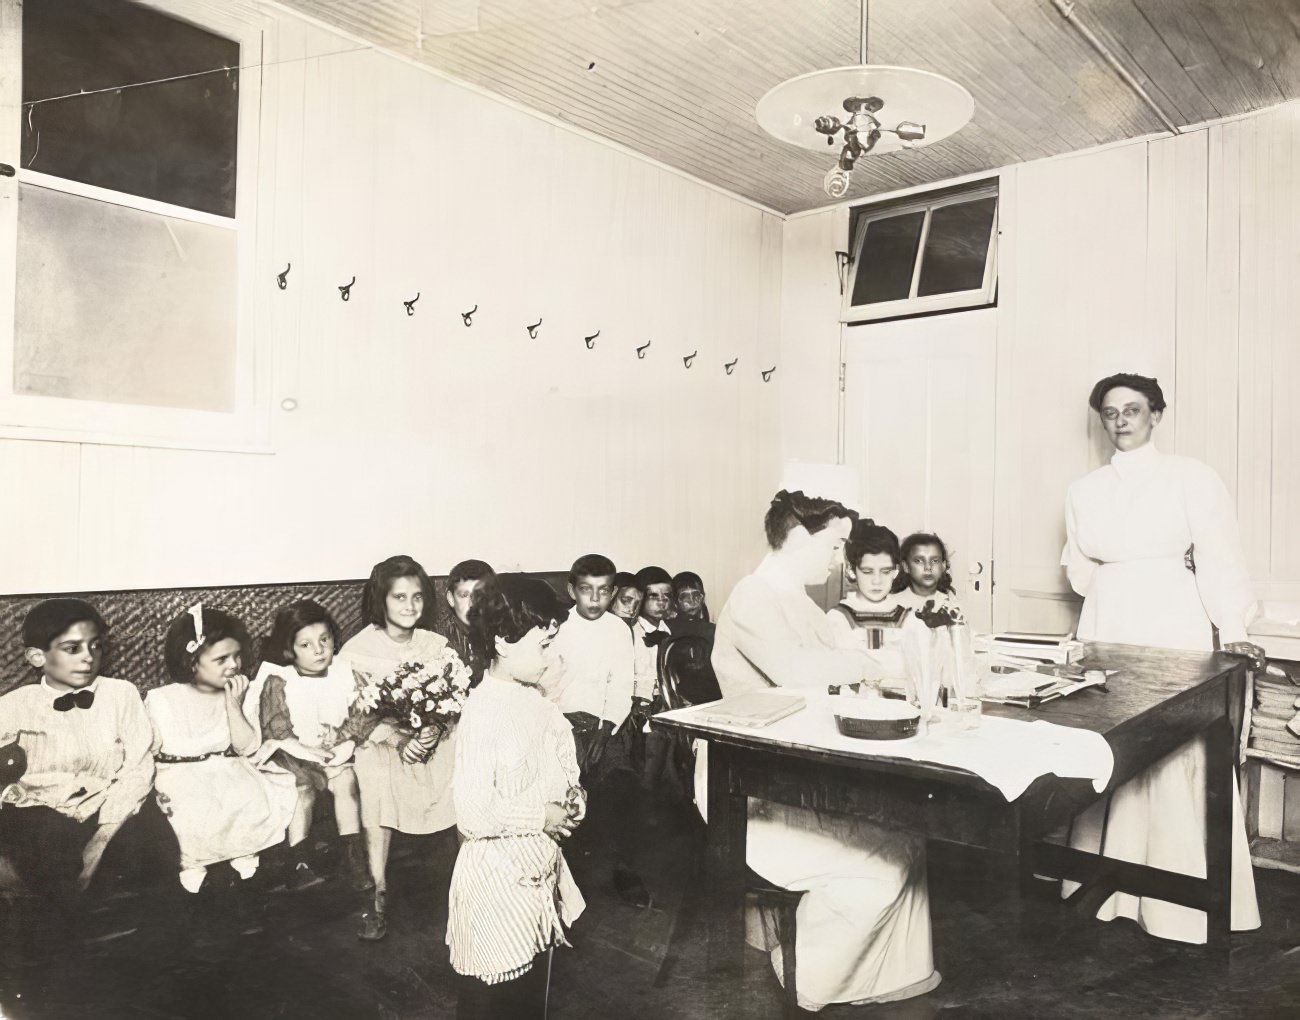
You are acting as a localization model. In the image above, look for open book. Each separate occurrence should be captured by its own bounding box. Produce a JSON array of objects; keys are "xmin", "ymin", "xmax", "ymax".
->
[{"xmin": 693, "ymin": 692, "xmax": 807, "ymax": 729}]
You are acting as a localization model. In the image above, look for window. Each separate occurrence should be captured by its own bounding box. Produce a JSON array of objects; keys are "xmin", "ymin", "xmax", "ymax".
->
[
  {"xmin": 843, "ymin": 181, "xmax": 998, "ymax": 323},
  {"xmin": 0, "ymin": 0, "xmax": 269, "ymax": 450}
]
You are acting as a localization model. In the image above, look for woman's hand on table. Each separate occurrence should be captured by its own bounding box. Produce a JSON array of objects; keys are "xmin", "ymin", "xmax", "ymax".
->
[{"xmin": 1224, "ymin": 641, "xmax": 1267, "ymax": 671}]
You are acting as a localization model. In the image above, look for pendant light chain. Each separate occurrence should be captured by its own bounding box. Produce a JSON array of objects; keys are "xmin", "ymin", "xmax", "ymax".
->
[{"xmin": 860, "ymin": 0, "xmax": 869, "ymax": 66}]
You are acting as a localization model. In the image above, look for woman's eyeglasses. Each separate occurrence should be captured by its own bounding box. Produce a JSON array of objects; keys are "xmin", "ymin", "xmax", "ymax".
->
[
  {"xmin": 1100, "ymin": 406, "xmax": 1144, "ymax": 422},
  {"xmin": 676, "ymin": 590, "xmax": 705, "ymax": 605}
]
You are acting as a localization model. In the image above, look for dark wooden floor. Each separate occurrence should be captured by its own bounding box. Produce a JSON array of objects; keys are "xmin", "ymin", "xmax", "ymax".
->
[{"xmin": 2, "ymin": 792, "xmax": 1299, "ymax": 1019}]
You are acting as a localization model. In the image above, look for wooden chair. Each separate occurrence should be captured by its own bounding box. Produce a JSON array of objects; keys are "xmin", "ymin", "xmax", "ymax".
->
[{"xmin": 658, "ymin": 635, "xmax": 807, "ymax": 1018}]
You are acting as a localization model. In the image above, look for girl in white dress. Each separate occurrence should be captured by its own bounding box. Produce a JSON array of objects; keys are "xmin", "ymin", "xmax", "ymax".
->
[
  {"xmin": 706, "ymin": 490, "xmax": 940, "ymax": 1011},
  {"xmin": 254, "ymin": 600, "xmax": 370, "ymax": 890},
  {"xmin": 1060, "ymin": 372, "xmax": 1263, "ymax": 943},
  {"xmin": 341, "ymin": 554, "xmax": 461, "ymax": 941},
  {"xmin": 448, "ymin": 574, "xmax": 586, "ymax": 1020},
  {"xmin": 146, "ymin": 605, "xmax": 295, "ymax": 906}
]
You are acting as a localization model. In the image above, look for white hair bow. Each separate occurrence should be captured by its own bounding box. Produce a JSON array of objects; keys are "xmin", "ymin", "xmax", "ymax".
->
[{"xmin": 184, "ymin": 603, "xmax": 205, "ymax": 653}]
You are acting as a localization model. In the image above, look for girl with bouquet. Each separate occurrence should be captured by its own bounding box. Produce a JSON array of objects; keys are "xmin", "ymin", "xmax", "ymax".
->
[{"xmin": 342, "ymin": 554, "xmax": 467, "ymax": 941}]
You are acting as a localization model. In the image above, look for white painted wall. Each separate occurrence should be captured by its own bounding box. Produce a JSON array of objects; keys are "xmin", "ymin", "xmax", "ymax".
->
[
  {"xmin": 0, "ymin": 11, "xmax": 783, "ymax": 600},
  {"xmin": 780, "ymin": 100, "xmax": 1300, "ymax": 632}
]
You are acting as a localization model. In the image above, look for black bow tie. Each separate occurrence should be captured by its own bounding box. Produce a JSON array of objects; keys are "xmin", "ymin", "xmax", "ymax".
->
[
  {"xmin": 643, "ymin": 631, "xmax": 666, "ymax": 648},
  {"xmin": 53, "ymin": 689, "xmax": 95, "ymax": 712}
]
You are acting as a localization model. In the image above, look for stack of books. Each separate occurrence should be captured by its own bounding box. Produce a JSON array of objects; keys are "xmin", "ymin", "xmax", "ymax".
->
[{"xmin": 972, "ymin": 631, "xmax": 1085, "ymax": 666}]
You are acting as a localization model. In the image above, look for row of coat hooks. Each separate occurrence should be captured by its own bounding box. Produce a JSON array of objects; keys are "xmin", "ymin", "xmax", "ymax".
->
[{"xmin": 276, "ymin": 264, "xmax": 777, "ymax": 381}]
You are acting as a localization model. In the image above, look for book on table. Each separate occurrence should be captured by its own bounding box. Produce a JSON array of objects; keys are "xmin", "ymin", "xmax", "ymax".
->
[
  {"xmin": 694, "ymin": 691, "xmax": 807, "ymax": 728},
  {"xmin": 980, "ymin": 669, "xmax": 1110, "ymax": 708}
]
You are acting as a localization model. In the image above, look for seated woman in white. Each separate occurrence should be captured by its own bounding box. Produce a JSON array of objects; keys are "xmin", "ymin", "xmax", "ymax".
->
[{"xmin": 703, "ymin": 489, "xmax": 940, "ymax": 1011}]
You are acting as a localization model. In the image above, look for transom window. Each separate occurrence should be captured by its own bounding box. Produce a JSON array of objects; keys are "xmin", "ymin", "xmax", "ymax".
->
[{"xmin": 843, "ymin": 181, "xmax": 999, "ymax": 323}]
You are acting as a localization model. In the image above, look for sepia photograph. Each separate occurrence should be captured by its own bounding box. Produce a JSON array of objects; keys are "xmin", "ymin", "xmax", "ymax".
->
[{"xmin": 1, "ymin": 1, "xmax": 1299, "ymax": 1017}]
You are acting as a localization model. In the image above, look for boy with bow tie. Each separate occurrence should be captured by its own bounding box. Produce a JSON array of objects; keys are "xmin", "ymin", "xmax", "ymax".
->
[{"xmin": 0, "ymin": 598, "xmax": 157, "ymax": 919}]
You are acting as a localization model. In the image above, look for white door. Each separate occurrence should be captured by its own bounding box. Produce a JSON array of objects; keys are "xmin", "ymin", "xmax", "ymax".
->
[{"xmin": 842, "ymin": 309, "xmax": 996, "ymax": 632}]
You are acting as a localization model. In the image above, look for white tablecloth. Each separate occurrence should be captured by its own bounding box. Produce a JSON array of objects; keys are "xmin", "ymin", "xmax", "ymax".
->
[{"xmin": 662, "ymin": 691, "xmax": 1113, "ymax": 802}]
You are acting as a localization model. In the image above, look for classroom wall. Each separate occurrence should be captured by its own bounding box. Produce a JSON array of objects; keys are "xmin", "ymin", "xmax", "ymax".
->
[
  {"xmin": 0, "ymin": 11, "xmax": 783, "ymax": 601},
  {"xmin": 779, "ymin": 99, "xmax": 1300, "ymax": 632}
]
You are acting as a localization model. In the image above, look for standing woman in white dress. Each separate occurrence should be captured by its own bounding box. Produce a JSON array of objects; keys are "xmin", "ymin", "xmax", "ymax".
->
[
  {"xmin": 704, "ymin": 489, "xmax": 940, "ymax": 1011},
  {"xmin": 342, "ymin": 554, "xmax": 460, "ymax": 941},
  {"xmin": 1061, "ymin": 372, "xmax": 1264, "ymax": 943}
]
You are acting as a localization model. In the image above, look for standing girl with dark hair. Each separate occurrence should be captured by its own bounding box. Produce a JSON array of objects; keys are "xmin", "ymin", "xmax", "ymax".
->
[
  {"xmin": 342, "ymin": 555, "xmax": 461, "ymax": 941},
  {"xmin": 146, "ymin": 604, "xmax": 296, "ymax": 913},
  {"xmin": 448, "ymin": 573, "xmax": 585, "ymax": 1020}
]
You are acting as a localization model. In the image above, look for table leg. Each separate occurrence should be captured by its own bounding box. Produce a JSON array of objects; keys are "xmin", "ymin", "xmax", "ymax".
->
[
  {"xmin": 1204, "ymin": 713, "xmax": 1233, "ymax": 952},
  {"xmin": 705, "ymin": 741, "xmax": 747, "ymax": 1019}
]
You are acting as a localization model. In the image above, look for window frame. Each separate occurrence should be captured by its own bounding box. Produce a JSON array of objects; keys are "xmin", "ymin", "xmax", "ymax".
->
[
  {"xmin": 841, "ymin": 180, "xmax": 999, "ymax": 324},
  {"xmin": 0, "ymin": 0, "xmax": 273, "ymax": 452}
]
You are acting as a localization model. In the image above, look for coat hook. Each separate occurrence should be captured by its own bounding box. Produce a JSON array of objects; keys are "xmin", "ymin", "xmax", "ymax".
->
[
  {"xmin": 636, "ymin": 341, "xmax": 652, "ymax": 359},
  {"xmin": 725, "ymin": 358, "xmax": 739, "ymax": 375},
  {"xmin": 584, "ymin": 330, "xmax": 600, "ymax": 350},
  {"xmin": 276, "ymin": 263, "xmax": 291, "ymax": 290},
  {"xmin": 338, "ymin": 276, "xmax": 355, "ymax": 301},
  {"xmin": 404, "ymin": 293, "xmax": 420, "ymax": 316},
  {"xmin": 527, "ymin": 318, "xmax": 543, "ymax": 339},
  {"xmin": 683, "ymin": 351, "xmax": 697, "ymax": 369},
  {"xmin": 761, "ymin": 366, "xmax": 776, "ymax": 382},
  {"xmin": 462, "ymin": 305, "xmax": 477, "ymax": 327}
]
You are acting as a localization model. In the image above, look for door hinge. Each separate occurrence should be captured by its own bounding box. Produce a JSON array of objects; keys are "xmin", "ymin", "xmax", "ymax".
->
[{"xmin": 838, "ymin": 361, "xmax": 846, "ymax": 393}]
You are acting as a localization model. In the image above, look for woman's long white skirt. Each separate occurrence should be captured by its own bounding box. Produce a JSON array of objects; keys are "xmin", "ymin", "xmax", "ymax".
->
[
  {"xmin": 1066, "ymin": 559, "xmax": 1260, "ymax": 943},
  {"xmin": 696, "ymin": 745, "xmax": 939, "ymax": 1011}
]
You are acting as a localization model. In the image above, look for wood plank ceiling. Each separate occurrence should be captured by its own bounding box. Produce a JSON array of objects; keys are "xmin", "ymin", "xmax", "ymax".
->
[{"xmin": 269, "ymin": 0, "xmax": 1300, "ymax": 214}]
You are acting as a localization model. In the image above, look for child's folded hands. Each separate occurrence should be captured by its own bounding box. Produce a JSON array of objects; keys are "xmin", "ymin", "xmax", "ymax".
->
[{"xmin": 544, "ymin": 801, "xmax": 576, "ymax": 841}]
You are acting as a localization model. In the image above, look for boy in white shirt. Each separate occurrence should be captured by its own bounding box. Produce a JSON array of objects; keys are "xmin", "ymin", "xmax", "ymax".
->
[
  {"xmin": 0, "ymin": 598, "xmax": 171, "ymax": 943},
  {"xmin": 543, "ymin": 554, "xmax": 648, "ymax": 908}
]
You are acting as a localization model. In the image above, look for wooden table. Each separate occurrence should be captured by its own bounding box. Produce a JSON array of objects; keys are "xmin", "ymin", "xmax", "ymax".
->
[{"xmin": 652, "ymin": 643, "xmax": 1248, "ymax": 1014}]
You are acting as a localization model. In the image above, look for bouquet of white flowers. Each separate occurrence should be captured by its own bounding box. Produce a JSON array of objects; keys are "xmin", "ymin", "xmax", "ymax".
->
[{"xmin": 355, "ymin": 649, "xmax": 472, "ymax": 747}]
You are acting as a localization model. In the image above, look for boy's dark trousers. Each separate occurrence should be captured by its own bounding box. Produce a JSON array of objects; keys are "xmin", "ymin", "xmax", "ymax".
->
[
  {"xmin": 0, "ymin": 798, "xmax": 179, "ymax": 914},
  {"xmin": 456, "ymin": 949, "xmax": 552, "ymax": 1019},
  {"xmin": 564, "ymin": 712, "xmax": 642, "ymax": 876}
]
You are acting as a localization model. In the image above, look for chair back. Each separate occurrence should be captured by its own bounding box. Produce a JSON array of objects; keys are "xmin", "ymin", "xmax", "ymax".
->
[{"xmin": 658, "ymin": 634, "xmax": 721, "ymax": 710}]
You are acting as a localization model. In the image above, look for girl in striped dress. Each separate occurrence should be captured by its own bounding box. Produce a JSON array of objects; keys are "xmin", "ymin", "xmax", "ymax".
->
[{"xmin": 447, "ymin": 574, "xmax": 586, "ymax": 1020}]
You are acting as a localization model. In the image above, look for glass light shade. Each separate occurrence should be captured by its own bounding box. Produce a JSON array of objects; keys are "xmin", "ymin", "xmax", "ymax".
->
[{"xmin": 756, "ymin": 65, "xmax": 974, "ymax": 155}]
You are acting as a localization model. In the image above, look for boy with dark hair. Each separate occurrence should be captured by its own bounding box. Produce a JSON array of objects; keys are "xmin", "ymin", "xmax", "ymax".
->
[
  {"xmin": 542, "ymin": 554, "xmax": 649, "ymax": 908},
  {"xmin": 436, "ymin": 559, "xmax": 495, "ymax": 687},
  {"xmin": 630, "ymin": 566, "xmax": 677, "ymax": 802},
  {"xmin": 0, "ymin": 598, "xmax": 164, "ymax": 934}
]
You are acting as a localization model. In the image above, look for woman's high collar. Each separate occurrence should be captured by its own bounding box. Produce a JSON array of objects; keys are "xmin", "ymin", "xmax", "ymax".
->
[{"xmin": 1110, "ymin": 439, "xmax": 1159, "ymax": 477}]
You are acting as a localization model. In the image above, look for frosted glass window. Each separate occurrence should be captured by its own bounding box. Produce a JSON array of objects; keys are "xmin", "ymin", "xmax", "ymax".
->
[{"xmin": 14, "ymin": 183, "xmax": 237, "ymax": 412}]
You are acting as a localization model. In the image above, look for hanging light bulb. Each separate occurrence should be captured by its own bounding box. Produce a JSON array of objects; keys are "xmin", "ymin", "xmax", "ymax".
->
[{"xmin": 756, "ymin": 0, "xmax": 973, "ymax": 197}]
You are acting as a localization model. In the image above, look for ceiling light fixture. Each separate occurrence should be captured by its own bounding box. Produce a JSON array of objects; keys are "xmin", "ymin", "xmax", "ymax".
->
[{"xmin": 755, "ymin": 0, "xmax": 975, "ymax": 198}]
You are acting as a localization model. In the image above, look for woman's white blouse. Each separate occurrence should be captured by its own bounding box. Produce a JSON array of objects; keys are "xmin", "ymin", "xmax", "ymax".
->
[{"xmin": 1061, "ymin": 442, "xmax": 1256, "ymax": 647}]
